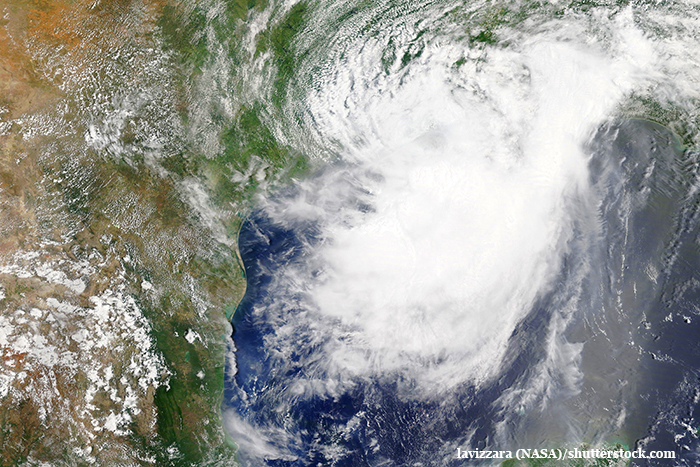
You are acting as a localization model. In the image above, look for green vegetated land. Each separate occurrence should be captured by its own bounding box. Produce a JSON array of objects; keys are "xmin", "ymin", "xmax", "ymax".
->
[
  {"xmin": 101, "ymin": 0, "xmax": 314, "ymax": 464},
  {"xmin": 2, "ymin": 0, "xmax": 698, "ymax": 465},
  {"xmin": 0, "ymin": 0, "xmax": 312, "ymax": 464}
]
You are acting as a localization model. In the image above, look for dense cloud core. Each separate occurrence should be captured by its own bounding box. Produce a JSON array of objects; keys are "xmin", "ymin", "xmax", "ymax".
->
[
  {"xmin": 254, "ymin": 18, "xmax": 656, "ymax": 392},
  {"xmin": 224, "ymin": 2, "xmax": 700, "ymax": 463}
]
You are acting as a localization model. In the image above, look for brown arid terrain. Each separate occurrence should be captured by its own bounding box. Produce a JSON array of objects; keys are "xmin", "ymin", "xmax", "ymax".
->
[{"xmin": 0, "ymin": 0, "xmax": 286, "ymax": 463}]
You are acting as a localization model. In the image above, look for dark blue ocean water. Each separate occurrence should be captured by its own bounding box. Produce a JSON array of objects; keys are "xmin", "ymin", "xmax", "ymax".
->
[
  {"xmin": 226, "ymin": 211, "xmax": 549, "ymax": 466},
  {"xmin": 223, "ymin": 120, "xmax": 700, "ymax": 466}
]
